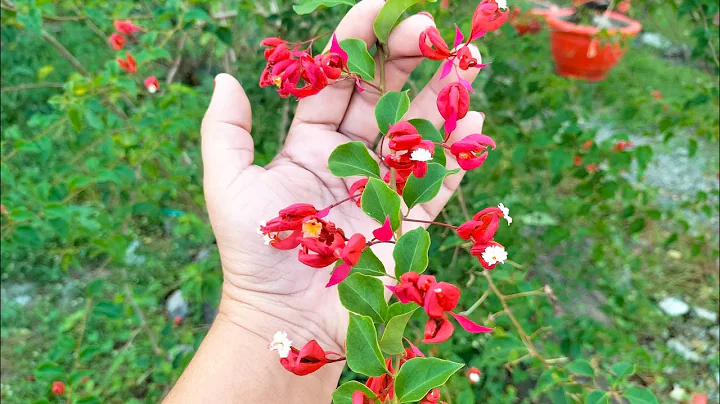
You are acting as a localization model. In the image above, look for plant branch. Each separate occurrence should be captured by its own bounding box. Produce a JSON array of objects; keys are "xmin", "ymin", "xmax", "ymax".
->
[
  {"xmin": 124, "ymin": 283, "xmax": 163, "ymax": 355},
  {"xmin": 403, "ymin": 217, "xmax": 458, "ymax": 229},
  {"xmin": 0, "ymin": 82, "xmax": 65, "ymax": 92},
  {"xmin": 41, "ymin": 30, "xmax": 89, "ymax": 76}
]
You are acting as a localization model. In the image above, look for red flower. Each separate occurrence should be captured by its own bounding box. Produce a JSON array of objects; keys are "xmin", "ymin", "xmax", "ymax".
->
[
  {"xmin": 392, "ymin": 272, "xmax": 437, "ymax": 305},
  {"xmin": 117, "ymin": 54, "xmax": 137, "ymax": 74},
  {"xmin": 51, "ymin": 381, "xmax": 65, "ymax": 395},
  {"xmin": 582, "ymin": 140, "xmax": 593, "ymax": 150},
  {"xmin": 108, "ymin": 33, "xmax": 125, "ymax": 50},
  {"xmin": 259, "ymin": 203, "xmax": 318, "ymax": 250},
  {"xmin": 419, "ymin": 26, "xmax": 453, "ymax": 61},
  {"xmin": 573, "ymin": 155, "xmax": 583, "ymax": 167},
  {"xmin": 297, "ymin": 216, "xmax": 347, "ymax": 268},
  {"xmin": 173, "ymin": 315, "xmax": 181, "ymax": 325},
  {"xmin": 585, "ymin": 163, "xmax": 599, "ymax": 173},
  {"xmin": 651, "ymin": 90, "xmax": 663, "ymax": 101},
  {"xmin": 144, "ymin": 76, "xmax": 159, "ymax": 94},
  {"xmin": 259, "ymin": 34, "xmax": 350, "ymax": 99},
  {"xmin": 390, "ymin": 272, "xmax": 494, "ymax": 343},
  {"xmin": 114, "ymin": 20, "xmax": 142, "ymax": 35},
  {"xmin": 613, "ymin": 141, "xmax": 633, "ymax": 151},
  {"xmin": 420, "ymin": 389, "xmax": 445, "ymax": 404},
  {"xmin": 341, "ymin": 234, "xmax": 366, "ymax": 266},
  {"xmin": 279, "ymin": 340, "xmax": 345, "ymax": 376},
  {"xmin": 388, "ymin": 121, "xmax": 422, "ymax": 150},
  {"xmin": 470, "ymin": 240, "xmax": 507, "ymax": 270},
  {"xmin": 456, "ymin": 46, "xmax": 479, "ymax": 70},
  {"xmin": 349, "ymin": 178, "xmax": 368, "ymax": 207},
  {"xmin": 467, "ymin": 366, "xmax": 482, "ymax": 383},
  {"xmin": 423, "ymin": 316, "xmax": 455, "ymax": 343},
  {"xmin": 423, "ymin": 282, "xmax": 461, "ymax": 318},
  {"xmin": 449, "ymin": 134, "xmax": 496, "ymax": 170},
  {"xmin": 437, "ymin": 82, "xmax": 470, "ymax": 135},
  {"xmin": 470, "ymin": 0, "xmax": 509, "ymax": 38}
]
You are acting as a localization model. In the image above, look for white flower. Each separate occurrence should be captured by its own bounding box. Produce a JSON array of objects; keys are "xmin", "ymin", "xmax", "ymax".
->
[
  {"xmin": 498, "ymin": 203, "xmax": 512, "ymax": 225},
  {"xmin": 410, "ymin": 148, "xmax": 433, "ymax": 162},
  {"xmin": 469, "ymin": 373, "xmax": 481, "ymax": 383},
  {"xmin": 434, "ymin": 287, "xmax": 443, "ymax": 293},
  {"xmin": 147, "ymin": 85, "xmax": 157, "ymax": 94},
  {"xmin": 481, "ymin": 245, "xmax": 508, "ymax": 266},
  {"xmin": 268, "ymin": 331, "xmax": 292, "ymax": 358},
  {"xmin": 256, "ymin": 221, "xmax": 266, "ymax": 235},
  {"xmin": 496, "ymin": 0, "xmax": 508, "ymax": 10}
]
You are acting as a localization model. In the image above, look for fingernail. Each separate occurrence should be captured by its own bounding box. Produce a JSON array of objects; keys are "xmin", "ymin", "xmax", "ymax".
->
[
  {"xmin": 418, "ymin": 11, "xmax": 435, "ymax": 21},
  {"xmin": 213, "ymin": 79, "xmax": 216, "ymax": 89},
  {"xmin": 480, "ymin": 112, "xmax": 485, "ymax": 120}
]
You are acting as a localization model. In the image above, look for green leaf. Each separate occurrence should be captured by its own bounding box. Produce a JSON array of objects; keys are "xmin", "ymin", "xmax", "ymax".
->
[
  {"xmin": 629, "ymin": 218, "xmax": 646, "ymax": 234},
  {"xmin": 350, "ymin": 248, "xmax": 387, "ymax": 277},
  {"xmin": 332, "ymin": 381, "xmax": 377, "ymax": 404},
  {"xmin": 535, "ymin": 368, "xmax": 565, "ymax": 393},
  {"xmin": 68, "ymin": 108, "xmax": 82, "ymax": 132},
  {"xmin": 328, "ymin": 141, "xmax": 380, "ymax": 179},
  {"xmin": 408, "ymin": 118, "xmax": 442, "ymax": 142},
  {"xmin": 402, "ymin": 163, "xmax": 459, "ymax": 209},
  {"xmin": 550, "ymin": 149, "xmax": 572, "ymax": 176},
  {"xmin": 566, "ymin": 359, "xmax": 595, "ymax": 378},
  {"xmin": 293, "ymin": 0, "xmax": 355, "ymax": 15},
  {"xmin": 379, "ymin": 303, "xmax": 418, "ymax": 354},
  {"xmin": 409, "ymin": 118, "xmax": 446, "ymax": 166},
  {"xmin": 185, "ymin": 7, "xmax": 212, "ymax": 22},
  {"xmin": 361, "ymin": 178, "xmax": 402, "ymax": 229},
  {"xmin": 215, "ymin": 26, "xmax": 233, "ymax": 45},
  {"xmin": 373, "ymin": 0, "xmax": 427, "ymax": 44},
  {"xmin": 18, "ymin": 7, "xmax": 43, "ymax": 35},
  {"xmin": 623, "ymin": 387, "xmax": 659, "ymax": 404},
  {"xmin": 340, "ymin": 39, "xmax": 375, "ymax": 81},
  {"xmin": 610, "ymin": 362, "xmax": 634, "ymax": 385},
  {"xmin": 393, "ymin": 227, "xmax": 430, "ymax": 278},
  {"xmin": 338, "ymin": 273, "xmax": 388, "ymax": 322},
  {"xmin": 585, "ymin": 390, "xmax": 609, "ymax": 404},
  {"xmin": 93, "ymin": 301, "xmax": 123, "ymax": 318},
  {"xmin": 346, "ymin": 314, "xmax": 388, "ymax": 377},
  {"xmin": 35, "ymin": 362, "xmax": 64, "ymax": 380},
  {"xmin": 549, "ymin": 387, "xmax": 569, "ymax": 404},
  {"xmin": 394, "ymin": 357, "xmax": 463, "ymax": 402},
  {"xmin": 375, "ymin": 91, "xmax": 410, "ymax": 134}
]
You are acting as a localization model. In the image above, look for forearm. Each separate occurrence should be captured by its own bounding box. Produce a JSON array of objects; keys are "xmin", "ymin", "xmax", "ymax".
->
[{"xmin": 164, "ymin": 299, "xmax": 344, "ymax": 404}]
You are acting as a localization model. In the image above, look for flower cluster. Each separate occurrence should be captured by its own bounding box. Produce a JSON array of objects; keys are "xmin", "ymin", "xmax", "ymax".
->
[
  {"xmin": 389, "ymin": 272, "xmax": 494, "ymax": 343},
  {"xmin": 419, "ymin": 0, "xmax": 508, "ymax": 83},
  {"xmin": 260, "ymin": 35, "xmax": 362, "ymax": 99},
  {"xmin": 384, "ymin": 121, "xmax": 436, "ymax": 185},
  {"xmin": 108, "ymin": 20, "xmax": 158, "ymax": 94},
  {"xmin": 458, "ymin": 204, "xmax": 511, "ymax": 269},
  {"xmin": 257, "ymin": 202, "xmax": 368, "ymax": 286}
]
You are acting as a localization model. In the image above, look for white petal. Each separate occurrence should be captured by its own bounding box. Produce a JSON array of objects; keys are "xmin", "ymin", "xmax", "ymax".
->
[
  {"xmin": 410, "ymin": 148, "xmax": 433, "ymax": 162},
  {"xmin": 496, "ymin": 0, "xmax": 508, "ymax": 10}
]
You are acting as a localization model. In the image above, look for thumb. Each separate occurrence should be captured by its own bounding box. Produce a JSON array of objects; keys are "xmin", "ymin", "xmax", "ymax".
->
[{"xmin": 201, "ymin": 73, "xmax": 255, "ymax": 189}]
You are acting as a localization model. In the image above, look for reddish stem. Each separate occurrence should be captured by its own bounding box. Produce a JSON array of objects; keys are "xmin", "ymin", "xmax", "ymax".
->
[
  {"xmin": 322, "ymin": 194, "xmax": 359, "ymax": 212},
  {"xmin": 403, "ymin": 218, "xmax": 458, "ymax": 229},
  {"xmin": 367, "ymin": 239, "xmax": 396, "ymax": 246}
]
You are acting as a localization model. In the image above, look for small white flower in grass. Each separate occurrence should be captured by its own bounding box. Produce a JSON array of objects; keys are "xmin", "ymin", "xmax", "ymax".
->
[
  {"xmin": 482, "ymin": 245, "xmax": 508, "ymax": 266},
  {"xmin": 498, "ymin": 203, "xmax": 512, "ymax": 225},
  {"xmin": 268, "ymin": 331, "xmax": 292, "ymax": 358},
  {"xmin": 410, "ymin": 148, "xmax": 433, "ymax": 162},
  {"xmin": 496, "ymin": 0, "xmax": 508, "ymax": 10},
  {"xmin": 469, "ymin": 373, "xmax": 481, "ymax": 383}
]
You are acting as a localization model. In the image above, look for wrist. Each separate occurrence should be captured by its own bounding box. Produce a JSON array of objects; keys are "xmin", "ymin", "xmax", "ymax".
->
[{"xmin": 218, "ymin": 283, "xmax": 346, "ymax": 355}]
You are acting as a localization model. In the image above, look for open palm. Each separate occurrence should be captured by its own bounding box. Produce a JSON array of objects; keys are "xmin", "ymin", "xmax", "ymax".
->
[{"xmin": 201, "ymin": 0, "xmax": 485, "ymax": 354}]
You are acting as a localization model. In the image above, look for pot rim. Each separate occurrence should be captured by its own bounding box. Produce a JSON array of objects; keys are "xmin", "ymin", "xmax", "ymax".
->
[{"xmin": 545, "ymin": 8, "xmax": 642, "ymax": 36}]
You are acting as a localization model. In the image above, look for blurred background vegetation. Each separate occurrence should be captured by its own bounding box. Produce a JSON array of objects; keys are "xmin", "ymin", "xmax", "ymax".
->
[{"xmin": 0, "ymin": 0, "xmax": 718, "ymax": 402}]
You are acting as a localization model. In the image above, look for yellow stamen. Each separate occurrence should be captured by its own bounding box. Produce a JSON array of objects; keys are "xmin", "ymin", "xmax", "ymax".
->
[
  {"xmin": 302, "ymin": 219, "xmax": 323, "ymax": 238},
  {"xmin": 272, "ymin": 76, "xmax": 282, "ymax": 87}
]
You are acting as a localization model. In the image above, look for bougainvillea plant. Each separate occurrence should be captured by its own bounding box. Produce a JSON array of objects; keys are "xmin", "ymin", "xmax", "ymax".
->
[{"xmin": 255, "ymin": 0, "xmax": 511, "ymax": 402}]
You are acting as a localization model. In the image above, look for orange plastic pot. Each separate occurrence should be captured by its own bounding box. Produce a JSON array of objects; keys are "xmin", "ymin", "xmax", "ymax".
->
[{"xmin": 545, "ymin": 9, "xmax": 642, "ymax": 81}]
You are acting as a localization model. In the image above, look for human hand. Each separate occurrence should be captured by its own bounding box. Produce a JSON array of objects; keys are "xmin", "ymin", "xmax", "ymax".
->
[{"xmin": 201, "ymin": 0, "xmax": 485, "ymax": 358}]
